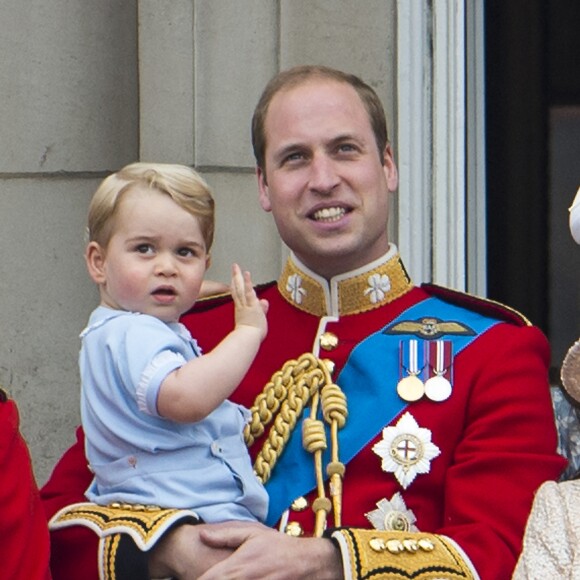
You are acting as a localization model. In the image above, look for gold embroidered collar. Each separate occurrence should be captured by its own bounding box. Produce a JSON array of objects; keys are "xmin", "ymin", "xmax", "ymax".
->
[{"xmin": 277, "ymin": 247, "xmax": 413, "ymax": 317}]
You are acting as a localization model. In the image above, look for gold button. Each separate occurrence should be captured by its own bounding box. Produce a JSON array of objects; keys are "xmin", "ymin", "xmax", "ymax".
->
[
  {"xmin": 369, "ymin": 538, "xmax": 386, "ymax": 552},
  {"xmin": 320, "ymin": 332, "xmax": 338, "ymax": 351},
  {"xmin": 322, "ymin": 359, "xmax": 336, "ymax": 374},
  {"xmin": 386, "ymin": 539, "xmax": 405, "ymax": 554},
  {"xmin": 418, "ymin": 538, "xmax": 435, "ymax": 551},
  {"xmin": 284, "ymin": 521, "xmax": 303, "ymax": 537},
  {"xmin": 290, "ymin": 497, "xmax": 308, "ymax": 512},
  {"xmin": 402, "ymin": 539, "xmax": 418, "ymax": 552}
]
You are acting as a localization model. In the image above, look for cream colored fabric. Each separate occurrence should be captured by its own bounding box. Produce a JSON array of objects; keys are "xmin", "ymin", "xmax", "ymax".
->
[{"xmin": 513, "ymin": 480, "xmax": 580, "ymax": 579}]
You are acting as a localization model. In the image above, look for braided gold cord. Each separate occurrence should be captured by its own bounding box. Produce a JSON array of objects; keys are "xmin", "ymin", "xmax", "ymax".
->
[
  {"xmin": 321, "ymin": 384, "xmax": 348, "ymax": 428},
  {"xmin": 307, "ymin": 387, "xmax": 329, "ymax": 537},
  {"xmin": 321, "ymin": 384, "xmax": 347, "ymax": 526},
  {"xmin": 302, "ymin": 418, "xmax": 327, "ymax": 453},
  {"xmin": 243, "ymin": 353, "xmax": 348, "ymax": 536},
  {"xmin": 244, "ymin": 354, "xmax": 316, "ymax": 447},
  {"xmin": 253, "ymin": 370, "xmax": 323, "ymax": 484}
]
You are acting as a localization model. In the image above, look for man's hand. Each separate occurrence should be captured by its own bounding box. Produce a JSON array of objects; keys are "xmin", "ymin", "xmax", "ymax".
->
[
  {"xmin": 198, "ymin": 522, "xmax": 344, "ymax": 580},
  {"xmin": 148, "ymin": 523, "xmax": 234, "ymax": 579},
  {"xmin": 149, "ymin": 521, "xmax": 343, "ymax": 580}
]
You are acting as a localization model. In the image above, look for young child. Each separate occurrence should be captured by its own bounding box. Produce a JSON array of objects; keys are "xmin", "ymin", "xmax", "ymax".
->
[{"xmin": 80, "ymin": 162, "xmax": 269, "ymax": 524}]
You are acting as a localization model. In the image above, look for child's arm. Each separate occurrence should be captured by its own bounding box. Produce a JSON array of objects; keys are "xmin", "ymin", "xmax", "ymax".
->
[{"xmin": 156, "ymin": 264, "xmax": 268, "ymax": 423}]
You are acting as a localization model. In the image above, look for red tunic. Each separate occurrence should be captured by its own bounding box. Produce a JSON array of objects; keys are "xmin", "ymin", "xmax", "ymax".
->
[
  {"xmin": 0, "ymin": 394, "xmax": 51, "ymax": 579},
  {"xmin": 42, "ymin": 253, "xmax": 565, "ymax": 579}
]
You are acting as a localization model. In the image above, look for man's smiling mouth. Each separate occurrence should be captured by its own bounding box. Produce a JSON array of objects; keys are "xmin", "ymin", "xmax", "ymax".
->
[{"xmin": 311, "ymin": 207, "xmax": 347, "ymax": 222}]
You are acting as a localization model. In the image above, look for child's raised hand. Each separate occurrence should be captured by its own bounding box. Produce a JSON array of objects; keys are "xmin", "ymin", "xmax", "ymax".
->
[{"xmin": 230, "ymin": 264, "xmax": 268, "ymax": 341}]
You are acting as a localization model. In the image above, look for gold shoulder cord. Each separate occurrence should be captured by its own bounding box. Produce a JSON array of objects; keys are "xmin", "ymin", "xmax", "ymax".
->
[{"xmin": 244, "ymin": 353, "xmax": 348, "ymax": 536}]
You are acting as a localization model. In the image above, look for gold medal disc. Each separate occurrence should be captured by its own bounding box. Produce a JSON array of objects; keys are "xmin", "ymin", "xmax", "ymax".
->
[{"xmin": 397, "ymin": 375, "xmax": 424, "ymax": 402}]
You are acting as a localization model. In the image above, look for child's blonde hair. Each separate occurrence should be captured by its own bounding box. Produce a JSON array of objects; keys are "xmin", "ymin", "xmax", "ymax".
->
[{"xmin": 88, "ymin": 162, "xmax": 215, "ymax": 250}]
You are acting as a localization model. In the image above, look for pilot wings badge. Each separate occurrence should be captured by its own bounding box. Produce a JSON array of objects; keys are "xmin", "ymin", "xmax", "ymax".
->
[{"xmin": 384, "ymin": 317, "xmax": 475, "ymax": 340}]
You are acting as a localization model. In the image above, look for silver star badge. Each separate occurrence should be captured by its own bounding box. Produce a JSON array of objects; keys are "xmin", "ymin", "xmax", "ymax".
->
[
  {"xmin": 372, "ymin": 412, "xmax": 441, "ymax": 489},
  {"xmin": 365, "ymin": 493, "xmax": 418, "ymax": 532}
]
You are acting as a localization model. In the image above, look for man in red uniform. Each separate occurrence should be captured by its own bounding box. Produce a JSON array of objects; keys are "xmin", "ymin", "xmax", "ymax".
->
[
  {"xmin": 0, "ymin": 387, "xmax": 51, "ymax": 579},
  {"xmin": 42, "ymin": 65, "xmax": 565, "ymax": 579}
]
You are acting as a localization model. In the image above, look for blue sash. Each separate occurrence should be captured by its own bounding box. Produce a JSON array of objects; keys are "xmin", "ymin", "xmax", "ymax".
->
[{"xmin": 264, "ymin": 296, "xmax": 501, "ymax": 526}]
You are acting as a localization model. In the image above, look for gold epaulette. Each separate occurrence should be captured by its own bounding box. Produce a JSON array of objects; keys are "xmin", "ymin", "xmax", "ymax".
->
[
  {"xmin": 49, "ymin": 502, "xmax": 199, "ymax": 551},
  {"xmin": 422, "ymin": 283, "xmax": 532, "ymax": 327},
  {"xmin": 328, "ymin": 528, "xmax": 478, "ymax": 580}
]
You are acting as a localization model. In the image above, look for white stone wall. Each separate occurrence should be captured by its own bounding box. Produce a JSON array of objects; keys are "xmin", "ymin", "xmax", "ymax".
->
[
  {"xmin": 0, "ymin": 0, "xmax": 397, "ymax": 485},
  {"xmin": 0, "ymin": 0, "xmax": 140, "ymax": 485}
]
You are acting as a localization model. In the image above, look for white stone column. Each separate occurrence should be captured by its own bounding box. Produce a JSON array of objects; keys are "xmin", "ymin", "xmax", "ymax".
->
[{"xmin": 396, "ymin": 0, "xmax": 486, "ymax": 293}]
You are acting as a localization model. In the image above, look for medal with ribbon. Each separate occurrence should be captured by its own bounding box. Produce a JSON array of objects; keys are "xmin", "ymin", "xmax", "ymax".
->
[
  {"xmin": 396, "ymin": 339, "xmax": 425, "ymax": 402},
  {"xmin": 424, "ymin": 340, "xmax": 453, "ymax": 402},
  {"xmin": 396, "ymin": 339, "xmax": 454, "ymax": 403}
]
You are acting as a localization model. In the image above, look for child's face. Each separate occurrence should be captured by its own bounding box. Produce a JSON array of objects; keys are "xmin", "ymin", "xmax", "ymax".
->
[{"xmin": 87, "ymin": 186, "xmax": 210, "ymax": 323}]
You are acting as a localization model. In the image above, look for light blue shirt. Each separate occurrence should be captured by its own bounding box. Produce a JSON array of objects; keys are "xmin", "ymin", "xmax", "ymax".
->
[{"xmin": 80, "ymin": 306, "xmax": 268, "ymax": 523}]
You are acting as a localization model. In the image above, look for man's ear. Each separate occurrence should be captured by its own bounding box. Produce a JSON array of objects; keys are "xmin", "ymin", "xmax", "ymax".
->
[
  {"xmin": 85, "ymin": 241, "xmax": 107, "ymax": 285},
  {"xmin": 257, "ymin": 167, "xmax": 272, "ymax": 212},
  {"xmin": 383, "ymin": 144, "xmax": 399, "ymax": 193}
]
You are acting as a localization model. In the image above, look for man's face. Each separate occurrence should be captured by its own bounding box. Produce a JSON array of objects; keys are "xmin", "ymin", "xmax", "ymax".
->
[{"xmin": 257, "ymin": 78, "xmax": 398, "ymax": 279}]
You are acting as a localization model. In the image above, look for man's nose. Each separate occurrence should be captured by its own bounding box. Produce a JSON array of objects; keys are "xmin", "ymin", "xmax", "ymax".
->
[{"xmin": 308, "ymin": 154, "xmax": 340, "ymax": 194}]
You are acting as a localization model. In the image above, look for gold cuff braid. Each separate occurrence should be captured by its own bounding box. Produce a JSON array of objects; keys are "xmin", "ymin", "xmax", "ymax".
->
[
  {"xmin": 102, "ymin": 534, "xmax": 121, "ymax": 580},
  {"xmin": 49, "ymin": 502, "xmax": 199, "ymax": 551},
  {"xmin": 328, "ymin": 528, "xmax": 477, "ymax": 580}
]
